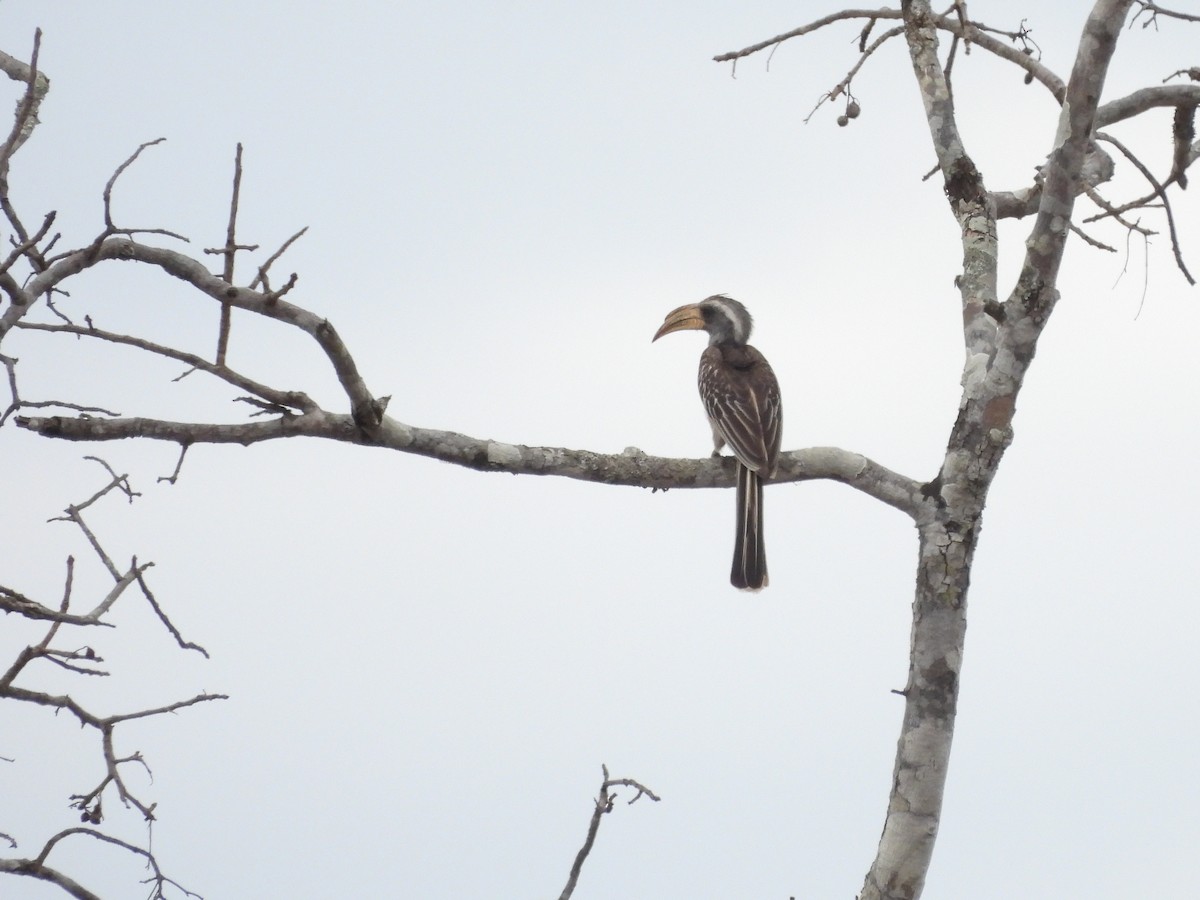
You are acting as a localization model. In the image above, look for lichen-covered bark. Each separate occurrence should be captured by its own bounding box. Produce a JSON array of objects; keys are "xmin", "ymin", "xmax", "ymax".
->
[
  {"xmin": 860, "ymin": 523, "xmax": 974, "ymax": 900},
  {"xmin": 859, "ymin": 2, "xmax": 1135, "ymax": 898},
  {"xmin": 15, "ymin": 408, "xmax": 922, "ymax": 511}
]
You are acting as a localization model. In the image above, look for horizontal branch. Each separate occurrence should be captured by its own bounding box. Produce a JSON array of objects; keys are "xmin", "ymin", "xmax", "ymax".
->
[
  {"xmin": 1132, "ymin": 1, "xmax": 1200, "ymax": 24},
  {"xmin": 991, "ymin": 142, "xmax": 1115, "ymax": 219},
  {"xmin": 715, "ymin": 8, "xmax": 1065, "ymax": 100},
  {"xmin": 109, "ymin": 691, "xmax": 228, "ymax": 725},
  {"xmin": 14, "ymin": 411, "xmax": 924, "ymax": 518},
  {"xmin": 1096, "ymin": 82, "xmax": 1200, "ymax": 127}
]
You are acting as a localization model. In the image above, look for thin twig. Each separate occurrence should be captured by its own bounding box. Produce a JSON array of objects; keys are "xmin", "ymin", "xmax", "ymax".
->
[
  {"xmin": 715, "ymin": 9, "xmax": 1062, "ymax": 101},
  {"xmin": 1130, "ymin": 1, "xmax": 1200, "ymax": 27},
  {"xmin": 158, "ymin": 444, "xmax": 190, "ymax": 485},
  {"xmin": 1085, "ymin": 187, "xmax": 1155, "ymax": 235},
  {"xmin": 803, "ymin": 26, "xmax": 903, "ymax": 124},
  {"xmin": 1068, "ymin": 221, "xmax": 1116, "ymax": 252},
  {"xmin": 215, "ymin": 143, "xmax": 244, "ymax": 365},
  {"xmin": 15, "ymin": 320, "xmax": 315, "ymax": 413},
  {"xmin": 1097, "ymin": 130, "xmax": 1194, "ymax": 284},
  {"xmin": 0, "ymin": 210, "xmax": 55, "ymax": 277},
  {"xmin": 943, "ymin": 31, "xmax": 960, "ymax": 104},
  {"xmin": 249, "ymin": 226, "xmax": 308, "ymax": 292},
  {"xmin": 134, "ymin": 566, "xmax": 209, "ymax": 657},
  {"xmin": 102, "ymin": 139, "xmax": 167, "ymax": 231},
  {"xmin": 25, "ymin": 826, "xmax": 205, "ymax": 899}
]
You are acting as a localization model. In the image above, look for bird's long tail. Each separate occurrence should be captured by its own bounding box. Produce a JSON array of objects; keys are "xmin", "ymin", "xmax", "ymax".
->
[{"xmin": 731, "ymin": 461, "xmax": 768, "ymax": 590}]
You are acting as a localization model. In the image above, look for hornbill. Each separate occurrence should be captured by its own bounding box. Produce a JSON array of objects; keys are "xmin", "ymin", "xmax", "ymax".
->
[{"xmin": 653, "ymin": 295, "xmax": 783, "ymax": 590}]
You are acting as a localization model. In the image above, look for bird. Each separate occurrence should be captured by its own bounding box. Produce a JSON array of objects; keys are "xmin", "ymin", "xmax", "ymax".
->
[{"xmin": 652, "ymin": 295, "xmax": 783, "ymax": 590}]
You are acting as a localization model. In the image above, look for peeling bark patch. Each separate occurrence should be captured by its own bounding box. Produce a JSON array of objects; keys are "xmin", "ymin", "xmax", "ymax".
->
[
  {"xmin": 486, "ymin": 440, "xmax": 522, "ymax": 468},
  {"xmin": 981, "ymin": 394, "xmax": 1015, "ymax": 431}
]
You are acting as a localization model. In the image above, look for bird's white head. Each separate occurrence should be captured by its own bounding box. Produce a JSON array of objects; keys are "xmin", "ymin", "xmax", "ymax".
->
[{"xmin": 652, "ymin": 294, "xmax": 753, "ymax": 347}]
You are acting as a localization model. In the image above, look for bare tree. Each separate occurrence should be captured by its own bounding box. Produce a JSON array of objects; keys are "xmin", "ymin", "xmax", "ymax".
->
[{"xmin": 1, "ymin": 2, "xmax": 1196, "ymax": 898}]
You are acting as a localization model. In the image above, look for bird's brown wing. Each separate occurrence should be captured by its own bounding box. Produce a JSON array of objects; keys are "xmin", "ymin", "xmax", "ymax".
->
[{"xmin": 698, "ymin": 344, "xmax": 782, "ymax": 477}]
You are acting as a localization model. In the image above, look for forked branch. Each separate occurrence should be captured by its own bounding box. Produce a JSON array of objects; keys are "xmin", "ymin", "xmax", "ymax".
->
[
  {"xmin": 557, "ymin": 765, "xmax": 660, "ymax": 900},
  {"xmin": 1, "ymin": 463, "xmax": 225, "ymax": 897},
  {"xmin": 0, "ymin": 827, "xmax": 202, "ymax": 900}
]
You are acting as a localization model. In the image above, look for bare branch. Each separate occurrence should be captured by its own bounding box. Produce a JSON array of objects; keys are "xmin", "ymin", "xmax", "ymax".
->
[
  {"xmin": 55, "ymin": 490, "xmax": 128, "ymax": 582},
  {"xmin": 3, "ymin": 826, "xmax": 204, "ymax": 899},
  {"xmin": 0, "ymin": 270, "xmax": 28, "ymax": 307},
  {"xmin": 0, "ymin": 30, "xmax": 50, "ymax": 174},
  {"xmin": 212, "ymin": 143, "xmax": 246, "ymax": 365},
  {"xmin": 982, "ymin": 85, "xmax": 1126, "ymax": 221},
  {"xmin": 0, "ymin": 583, "xmax": 115, "ymax": 627},
  {"xmin": 17, "ymin": 238, "xmax": 379, "ymax": 426},
  {"xmin": 249, "ymin": 225, "xmax": 309, "ymax": 292},
  {"xmin": 0, "ymin": 351, "xmax": 18, "ymax": 424},
  {"xmin": 1095, "ymin": 82, "xmax": 1200, "ymax": 127},
  {"xmin": 803, "ymin": 26, "xmax": 903, "ymax": 124},
  {"xmin": 1170, "ymin": 102, "xmax": 1196, "ymax": 187},
  {"xmin": 135, "ymin": 566, "xmax": 210, "ymax": 657},
  {"xmin": 110, "ymin": 691, "xmax": 228, "ymax": 727},
  {"xmin": 1114, "ymin": 216, "xmax": 1154, "ymax": 317},
  {"xmin": 1131, "ymin": 1, "xmax": 1200, "ymax": 26},
  {"xmin": 1097, "ymin": 130, "xmax": 1194, "ymax": 283},
  {"xmin": 558, "ymin": 765, "xmax": 660, "ymax": 900},
  {"xmin": 1084, "ymin": 187, "xmax": 1156, "ymax": 234},
  {"xmin": 1068, "ymin": 220, "xmax": 1117, "ymax": 251},
  {"xmin": 14, "ymin": 410, "xmax": 925, "ymax": 518},
  {"xmin": 0, "ymin": 853, "xmax": 103, "ymax": 900},
  {"xmin": 0, "ymin": 209, "xmax": 55, "ymax": 278},
  {"xmin": 714, "ymin": 9, "xmax": 888, "ymax": 64},
  {"xmin": 715, "ymin": 9, "xmax": 1066, "ymax": 101},
  {"xmin": 97, "ymin": 139, "xmax": 188, "ymax": 244},
  {"xmin": 0, "ymin": 558, "xmax": 80, "ymax": 689},
  {"xmin": 0, "ymin": 34, "xmax": 52, "ymax": 286},
  {"xmin": 16, "ymin": 319, "xmax": 317, "ymax": 413},
  {"xmin": 0, "ymin": 385, "xmax": 221, "ymax": 896},
  {"xmin": 158, "ymin": 443, "xmax": 190, "ymax": 485},
  {"xmin": 1163, "ymin": 67, "xmax": 1200, "ymax": 83},
  {"xmin": 83, "ymin": 561, "xmax": 151, "ymax": 620},
  {"xmin": 2, "ymin": 682, "xmax": 226, "ymax": 821},
  {"xmin": 3, "ymin": 399, "xmax": 120, "ymax": 429},
  {"xmin": 262, "ymin": 270, "xmax": 299, "ymax": 304}
]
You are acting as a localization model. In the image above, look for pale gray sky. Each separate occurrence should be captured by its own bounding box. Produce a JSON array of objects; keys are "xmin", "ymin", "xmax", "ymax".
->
[{"xmin": 1, "ymin": 2, "xmax": 1197, "ymax": 898}]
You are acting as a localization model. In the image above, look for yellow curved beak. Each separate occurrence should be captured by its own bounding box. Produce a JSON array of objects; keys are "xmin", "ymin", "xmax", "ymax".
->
[{"xmin": 652, "ymin": 304, "xmax": 705, "ymax": 342}]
